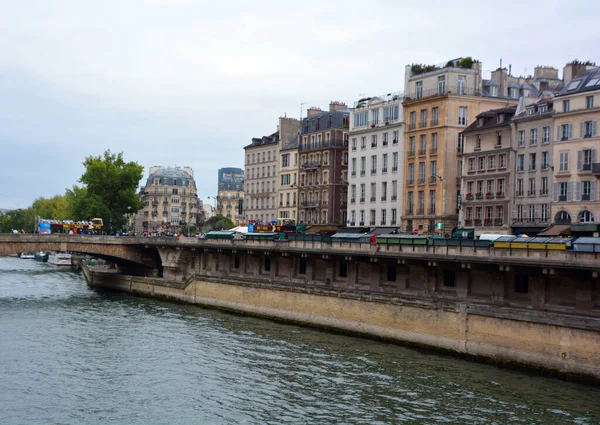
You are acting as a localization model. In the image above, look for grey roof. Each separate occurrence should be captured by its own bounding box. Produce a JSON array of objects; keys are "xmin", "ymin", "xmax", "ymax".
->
[
  {"xmin": 146, "ymin": 167, "xmax": 196, "ymax": 188},
  {"xmin": 281, "ymin": 135, "xmax": 299, "ymax": 151},
  {"xmin": 482, "ymin": 79, "xmax": 498, "ymax": 87},
  {"xmin": 557, "ymin": 67, "xmax": 600, "ymax": 97}
]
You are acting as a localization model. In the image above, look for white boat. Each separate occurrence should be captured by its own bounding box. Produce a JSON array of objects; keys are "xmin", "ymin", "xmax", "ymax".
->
[
  {"xmin": 48, "ymin": 252, "xmax": 72, "ymax": 266},
  {"xmin": 19, "ymin": 252, "xmax": 35, "ymax": 259}
]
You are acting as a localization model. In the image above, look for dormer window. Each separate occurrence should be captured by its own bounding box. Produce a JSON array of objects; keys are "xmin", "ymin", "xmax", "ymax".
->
[
  {"xmin": 478, "ymin": 117, "xmax": 484, "ymax": 127},
  {"xmin": 526, "ymin": 107, "xmax": 535, "ymax": 116},
  {"xmin": 489, "ymin": 86, "xmax": 498, "ymax": 97},
  {"xmin": 497, "ymin": 113, "xmax": 504, "ymax": 124},
  {"xmin": 538, "ymin": 104, "xmax": 548, "ymax": 113}
]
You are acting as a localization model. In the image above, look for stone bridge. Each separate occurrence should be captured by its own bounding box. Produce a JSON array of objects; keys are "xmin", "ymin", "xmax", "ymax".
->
[{"xmin": 0, "ymin": 234, "xmax": 160, "ymax": 272}]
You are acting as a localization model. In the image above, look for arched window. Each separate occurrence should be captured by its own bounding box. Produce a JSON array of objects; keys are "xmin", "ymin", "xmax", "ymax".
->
[
  {"xmin": 555, "ymin": 211, "xmax": 571, "ymax": 224},
  {"xmin": 579, "ymin": 210, "xmax": 595, "ymax": 223}
]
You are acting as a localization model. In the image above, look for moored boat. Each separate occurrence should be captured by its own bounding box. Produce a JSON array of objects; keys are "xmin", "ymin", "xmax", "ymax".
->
[
  {"xmin": 19, "ymin": 252, "xmax": 35, "ymax": 259},
  {"xmin": 34, "ymin": 251, "xmax": 49, "ymax": 262},
  {"xmin": 47, "ymin": 252, "xmax": 72, "ymax": 266}
]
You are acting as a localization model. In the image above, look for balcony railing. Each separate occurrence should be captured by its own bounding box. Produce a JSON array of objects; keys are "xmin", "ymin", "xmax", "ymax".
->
[
  {"xmin": 475, "ymin": 193, "xmax": 484, "ymax": 199},
  {"xmin": 405, "ymin": 85, "xmax": 482, "ymax": 101},
  {"xmin": 418, "ymin": 149, "xmax": 426, "ymax": 155},
  {"xmin": 301, "ymin": 200, "xmax": 321, "ymax": 208},
  {"xmin": 474, "ymin": 219, "xmax": 482, "ymax": 226},
  {"xmin": 408, "ymin": 150, "xmax": 415, "ymax": 157},
  {"xmin": 430, "ymin": 119, "xmax": 439, "ymax": 126},
  {"xmin": 494, "ymin": 218, "xmax": 503, "ymax": 225},
  {"xmin": 429, "ymin": 176, "xmax": 437, "ymax": 184},
  {"xmin": 558, "ymin": 195, "xmax": 567, "ymax": 202},
  {"xmin": 485, "ymin": 192, "xmax": 494, "ymax": 199},
  {"xmin": 430, "ymin": 147, "xmax": 438, "ymax": 154},
  {"xmin": 391, "ymin": 195, "xmax": 397, "ymax": 200},
  {"xmin": 299, "ymin": 138, "xmax": 348, "ymax": 151},
  {"xmin": 392, "ymin": 166, "xmax": 398, "ymax": 172},
  {"xmin": 302, "ymin": 161, "xmax": 322, "ymax": 169},
  {"xmin": 496, "ymin": 192, "xmax": 505, "ymax": 198},
  {"xmin": 464, "ymin": 219, "xmax": 473, "ymax": 226},
  {"xmin": 350, "ymin": 198, "xmax": 356, "ymax": 204},
  {"xmin": 581, "ymin": 164, "xmax": 592, "ymax": 171},
  {"xmin": 370, "ymin": 197, "xmax": 376, "ymax": 202}
]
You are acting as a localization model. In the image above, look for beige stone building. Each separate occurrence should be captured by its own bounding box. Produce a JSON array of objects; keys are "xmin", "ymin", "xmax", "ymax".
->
[
  {"xmin": 551, "ymin": 66, "xmax": 600, "ymax": 235},
  {"xmin": 402, "ymin": 57, "xmax": 517, "ymax": 234},
  {"xmin": 216, "ymin": 167, "xmax": 244, "ymax": 225},
  {"xmin": 459, "ymin": 106, "xmax": 516, "ymax": 236},
  {"xmin": 244, "ymin": 117, "xmax": 301, "ymax": 223},
  {"xmin": 135, "ymin": 166, "xmax": 200, "ymax": 234},
  {"xmin": 277, "ymin": 137, "xmax": 300, "ymax": 220},
  {"xmin": 511, "ymin": 97, "xmax": 556, "ymax": 235}
]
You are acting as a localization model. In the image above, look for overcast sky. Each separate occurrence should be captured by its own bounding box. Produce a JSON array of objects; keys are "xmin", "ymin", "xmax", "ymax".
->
[{"xmin": 0, "ymin": 0, "xmax": 598, "ymax": 209}]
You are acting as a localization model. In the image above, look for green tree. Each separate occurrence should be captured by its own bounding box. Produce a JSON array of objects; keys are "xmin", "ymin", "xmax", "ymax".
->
[
  {"xmin": 68, "ymin": 150, "xmax": 144, "ymax": 234},
  {"xmin": 0, "ymin": 208, "xmax": 36, "ymax": 233},
  {"xmin": 31, "ymin": 195, "xmax": 71, "ymax": 220},
  {"xmin": 203, "ymin": 215, "xmax": 235, "ymax": 232}
]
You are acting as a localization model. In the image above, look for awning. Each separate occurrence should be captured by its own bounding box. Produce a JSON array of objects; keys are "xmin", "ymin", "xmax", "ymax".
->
[
  {"xmin": 538, "ymin": 224, "xmax": 571, "ymax": 237},
  {"xmin": 304, "ymin": 225, "xmax": 342, "ymax": 235},
  {"xmin": 338, "ymin": 227, "xmax": 369, "ymax": 234},
  {"xmin": 369, "ymin": 227, "xmax": 399, "ymax": 235}
]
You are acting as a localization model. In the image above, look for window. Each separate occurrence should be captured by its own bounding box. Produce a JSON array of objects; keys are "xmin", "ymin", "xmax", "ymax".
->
[
  {"xmin": 559, "ymin": 123, "xmax": 572, "ymax": 141},
  {"xmin": 559, "ymin": 151, "xmax": 569, "ymax": 172},
  {"xmin": 541, "ymin": 204, "xmax": 549, "ymax": 222},
  {"xmin": 496, "ymin": 131, "xmax": 502, "ymax": 147},
  {"xmin": 391, "ymin": 208, "xmax": 397, "ymax": 225},
  {"xmin": 431, "ymin": 133, "xmax": 438, "ymax": 153},
  {"xmin": 468, "ymin": 157, "xmax": 476, "ymax": 172},
  {"xmin": 579, "ymin": 149, "xmax": 595, "ymax": 171},
  {"xmin": 371, "ymin": 134, "xmax": 378, "ymax": 148},
  {"xmin": 478, "ymin": 156, "xmax": 485, "ymax": 171},
  {"xmin": 541, "ymin": 151, "xmax": 549, "ymax": 170},
  {"xmin": 541, "ymin": 177, "xmax": 549, "ymax": 195},
  {"xmin": 392, "ymin": 152, "xmax": 399, "ymax": 171},
  {"xmin": 419, "ymin": 135, "xmax": 426, "ymax": 154},
  {"xmin": 281, "ymin": 174, "xmax": 291, "ymax": 185},
  {"xmin": 372, "ymin": 109, "xmax": 379, "ymax": 125},
  {"xmin": 516, "ymin": 179, "xmax": 524, "ymax": 196},
  {"xmin": 369, "ymin": 209, "xmax": 376, "ymax": 225},
  {"xmin": 495, "ymin": 155, "xmax": 505, "ymax": 171},
  {"xmin": 420, "ymin": 109, "xmax": 427, "ymax": 127},
  {"xmin": 382, "ymin": 133, "xmax": 388, "ymax": 146},
  {"xmin": 351, "ymin": 185, "xmax": 356, "ymax": 203},
  {"xmin": 429, "ymin": 190, "xmax": 436, "ymax": 214},
  {"xmin": 393, "ymin": 130, "xmax": 399, "ymax": 144},
  {"xmin": 530, "ymin": 128, "xmax": 537, "ymax": 145},
  {"xmin": 581, "ymin": 181, "xmax": 594, "ymax": 201},
  {"xmin": 438, "ymin": 75, "xmax": 446, "ymax": 94},
  {"xmin": 381, "ymin": 182, "xmax": 387, "ymax": 201},
  {"xmin": 361, "ymin": 157, "xmax": 366, "ymax": 174},
  {"xmin": 418, "ymin": 191, "xmax": 425, "ymax": 215},
  {"xmin": 579, "ymin": 210, "xmax": 595, "ymax": 223},
  {"xmin": 419, "ymin": 162, "xmax": 425, "ymax": 184},
  {"xmin": 383, "ymin": 105, "xmax": 399, "ymax": 122},
  {"xmin": 557, "ymin": 182, "xmax": 570, "ymax": 202},
  {"xmin": 408, "ymin": 136, "xmax": 415, "ymax": 156},
  {"xmin": 360, "ymin": 184, "xmax": 365, "ymax": 202},
  {"xmin": 586, "ymin": 96, "xmax": 594, "ymax": 109},
  {"xmin": 518, "ymin": 131, "xmax": 525, "ymax": 147},
  {"xmin": 488, "ymin": 155, "xmax": 496, "ymax": 169},
  {"xmin": 408, "ymin": 163, "xmax": 415, "ymax": 184},
  {"xmin": 416, "ymin": 81, "xmax": 423, "ymax": 99},
  {"xmin": 458, "ymin": 75, "xmax": 466, "ymax": 95},
  {"xmin": 172, "ymin": 188, "xmax": 178, "ymax": 195},
  {"xmin": 371, "ymin": 155, "xmax": 377, "ymax": 174},
  {"xmin": 543, "ymin": 126, "xmax": 550, "ymax": 143},
  {"xmin": 354, "ymin": 110, "xmax": 368, "ymax": 127},
  {"xmin": 514, "ymin": 274, "xmax": 529, "ymax": 294},
  {"xmin": 517, "ymin": 155, "xmax": 524, "ymax": 172},
  {"xmin": 382, "ymin": 153, "xmax": 388, "ymax": 172},
  {"xmin": 351, "ymin": 138, "xmax": 357, "ymax": 151},
  {"xmin": 529, "ymin": 153, "xmax": 536, "ymax": 171},
  {"xmin": 407, "ymin": 192, "xmax": 414, "ymax": 214},
  {"xmin": 458, "ymin": 107, "xmax": 467, "ymax": 125},
  {"xmin": 298, "ymin": 258, "xmax": 306, "ymax": 275},
  {"xmin": 351, "ymin": 158, "xmax": 357, "ymax": 176},
  {"xmin": 282, "ymin": 153, "xmax": 290, "ymax": 167},
  {"xmin": 410, "ymin": 111, "xmax": 417, "ymax": 128},
  {"xmin": 563, "ymin": 99, "xmax": 570, "ymax": 113},
  {"xmin": 430, "ymin": 161, "xmax": 437, "ymax": 179},
  {"xmin": 582, "ymin": 120, "xmax": 597, "ymax": 138},
  {"xmin": 529, "ymin": 178, "xmax": 536, "ymax": 195},
  {"xmin": 381, "ymin": 209, "xmax": 387, "ymax": 225},
  {"xmin": 359, "ymin": 210, "xmax": 365, "ymax": 224},
  {"xmin": 370, "ymin": 183, "xmax": 376, "ymax": 201},
  {"xmin": 392, "ymin": 180, "xmax": 398, "ymax": 199},
  {"xmin": 486, "ymin": 179, "xmax": 494, "ymax": 193},
  {"xmin": 432, "ymin": 107, "xmax": 439, "ymax": 125}
]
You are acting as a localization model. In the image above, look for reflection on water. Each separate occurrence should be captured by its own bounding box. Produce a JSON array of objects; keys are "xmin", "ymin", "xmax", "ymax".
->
[{"xmin": 0, "ymin": 257, "xmax": 599, "ymax": 425}]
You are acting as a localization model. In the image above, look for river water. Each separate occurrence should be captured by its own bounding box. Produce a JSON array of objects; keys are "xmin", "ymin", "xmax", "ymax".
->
[{"xmin": 0, "ymin": 257, "xmax": 599, "ymax": 425}]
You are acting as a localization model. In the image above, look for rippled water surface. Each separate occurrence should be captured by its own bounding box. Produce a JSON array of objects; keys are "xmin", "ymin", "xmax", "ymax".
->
[{"xmin": 1, "ymin": 257, "xmax": 599, "ymax": 425}]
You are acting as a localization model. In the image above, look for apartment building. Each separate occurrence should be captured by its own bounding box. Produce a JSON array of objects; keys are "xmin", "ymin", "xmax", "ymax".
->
[
  {"xmin": 216, "ymin": 167, "xmax": 244, "ymax": 225},
  {"xmin": 551, "ymin": 66, "xmax": 600, "ymax": 235},
  {"xmin": 244, "ymin": 117, "xmax": 301, "ymax": 223},
  {"xmin": 402, "ymin": 57, "xmax": 516, "ymax": 234},
  {"xmin": 511, "ymin": 98, "xmax": 555, "ymax": 235},
  {"xmin": 277, "ymin": 137, "xmax": 300, "ymax": 220},
  {"xmin": 298, "ymin": 102, "xmax": 349, "ymax": 225},
  {"xmin": 347, "ymin": 92, "xmax": 404, "ymax": 228},
  {"xmin": 135, "ymin": 166, "xmax": 200, "ymax": 234},
  {"xmin": 459, "ymin": 106, "xmax": 516, "ymax": 236}
]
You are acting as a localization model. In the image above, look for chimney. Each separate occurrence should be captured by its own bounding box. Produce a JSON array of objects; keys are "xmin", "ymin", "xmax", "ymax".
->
[
  {"xmin": 329, "ymin": 101, "xmax": 347, "ymax": 112},
  {"xmin": 307, "ymin": 107, "xmax": 322, "ymax": 117},
  {"xmin": 563, "ymin": 60, "xmax": 596, "ymax": 83},
  {"xmin": 184, "ymin": 167, "xmax": 194, "ymax": 178}
]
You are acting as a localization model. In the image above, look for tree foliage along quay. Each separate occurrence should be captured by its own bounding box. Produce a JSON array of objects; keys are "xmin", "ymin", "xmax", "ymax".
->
[
  {"xmin": 0, "ymin": 195, "xmax": 70, "ymax": 233},
  {"xmin": 67, "ymin": 150, "xmax": 144, "ymax": 234}
]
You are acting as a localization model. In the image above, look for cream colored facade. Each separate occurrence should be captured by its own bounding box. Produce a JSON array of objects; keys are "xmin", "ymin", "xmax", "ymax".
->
[
  {"xmin": 244, "ymin": 117, "xmax": 301, "ymax": 223},
  {"xmin": 402, "ymin": 59, "xmax": 516, "ymax": 234},
  {"xmin": 135, "ymin": 166, "xmax": 200, "ymax": 234},
  {"xmin": 277, "ymin": 139, "xmax": 299, "ymax": 220},
  {"xmin": 552, "ymin": 79, "xmax": 600, "ymax": 230},
  {"xmin": 348, "ymin": 92, "xmax": 404, "ymax": 227}
]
